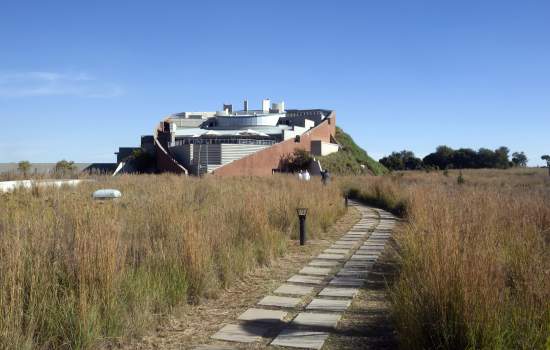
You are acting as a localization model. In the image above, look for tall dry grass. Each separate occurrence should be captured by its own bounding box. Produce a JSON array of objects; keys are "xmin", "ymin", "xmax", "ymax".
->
[
  {"xmin": 342, "ymin": 168, "xmax": 550, "ymax": 349},
  {"xmin": 0, "ymin": 174, "xmax": 344, "ymax": 349}
]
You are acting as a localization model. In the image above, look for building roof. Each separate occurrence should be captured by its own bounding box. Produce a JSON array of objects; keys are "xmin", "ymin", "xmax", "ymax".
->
[{"xmin": 174, "ymin": 125, "xmax": 291, "ymax": 138}]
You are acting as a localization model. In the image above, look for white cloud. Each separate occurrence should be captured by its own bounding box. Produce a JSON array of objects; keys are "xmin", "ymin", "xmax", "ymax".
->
[{"xmin": 0, "ymin": 71, "xmax": 123, "ymax": 98}]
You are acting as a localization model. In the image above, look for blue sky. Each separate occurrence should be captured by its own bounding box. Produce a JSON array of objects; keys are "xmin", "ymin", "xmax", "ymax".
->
[{"xmin": 1, "ymin": 0, "xmax": 549, "ymax": 165}]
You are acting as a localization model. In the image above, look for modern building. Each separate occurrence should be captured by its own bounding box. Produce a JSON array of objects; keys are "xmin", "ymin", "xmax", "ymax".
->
[{"xmin": 120, "ymin": 98, "xmax": 338, "ymax": 176}]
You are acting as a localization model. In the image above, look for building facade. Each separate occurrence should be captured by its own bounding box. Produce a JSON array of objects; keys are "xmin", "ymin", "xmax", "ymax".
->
[{"xmin": 120, "ymin": 98, "xmax": 338, "ymax": 176}]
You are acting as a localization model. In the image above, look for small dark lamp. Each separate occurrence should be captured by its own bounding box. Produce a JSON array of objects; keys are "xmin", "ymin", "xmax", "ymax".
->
[
  {"xmin": 296, "ymin": 208, "xmax": 308, "ymax": 217},
  {"xmin": 296, "ymin": 208, "xmax": 308, "ymax": 245}
]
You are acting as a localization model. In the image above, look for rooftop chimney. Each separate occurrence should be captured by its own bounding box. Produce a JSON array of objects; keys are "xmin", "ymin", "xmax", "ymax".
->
[{"xmin": 262, "ymin": 98, "xmax": 270, "ymax": 113}]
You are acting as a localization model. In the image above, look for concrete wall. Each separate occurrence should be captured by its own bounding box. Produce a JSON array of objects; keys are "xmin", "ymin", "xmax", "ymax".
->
[
  {"xmin": 310, "ymin": 140, "xmax": 339, "ymax": 156},
  {"xmin": 212, "ymin": 112, "xmax": 336, "ymax": 176},
  {"xmin": 0, "ymin": 163, "xmax": 116, "ymax": 175}
]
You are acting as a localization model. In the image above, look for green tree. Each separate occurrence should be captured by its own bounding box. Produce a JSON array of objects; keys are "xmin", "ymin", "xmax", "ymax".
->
[
  {"xmin": 511, "ymin": 152, "xmax": 528, "ymax": 167},
  {"xmin": 542, "ymin": 155, "xmax": 550, "ymax": 176},
  {"xmin": 54, "ymin": 160, "xmax": 77, "ymax": 176},
  {"xmin": 477, "ymin": 148, "xmax": 497, "ymax": 168},
  {"xmin": 494, "ymin": 146, "xmax": 511, "ymax": 169},
  {"xmin": 17, "ymin": 160, "xmax": 31, "ymax": 177},
  {"xmin": 379, "ymin": 150, "xmax": 422, "ymax": 171},
  {"xmin": 280, "ymin": 149, "xmax": 313, "ymax": 173},
  {"xmin": 423, "ymin": 145, "xmax": 454, "ymax": 169}
]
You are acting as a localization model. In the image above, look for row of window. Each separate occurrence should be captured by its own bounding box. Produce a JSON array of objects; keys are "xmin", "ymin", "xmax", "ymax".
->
[{"xmin": 173, "ymin": 138, "xmax": 276, "ymax": 146}]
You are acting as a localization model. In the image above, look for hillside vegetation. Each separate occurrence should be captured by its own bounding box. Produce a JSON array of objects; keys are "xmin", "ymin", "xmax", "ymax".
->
[{"xmin": 319, "ymin": 127, "xmax": 388, "ymax": 176}]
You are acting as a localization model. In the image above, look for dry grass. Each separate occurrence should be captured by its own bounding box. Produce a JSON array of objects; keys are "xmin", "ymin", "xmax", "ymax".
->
[
  {"xmin": 341, "ymin": 168, "xmax": 550, "ymax": 349},
  {"xmin": 0, "ymin": 174, "xmax": 345, "ymax": 349},
  {"xmin": 121, "ymin": 204, "xmax": 361, "ymax": 350}
]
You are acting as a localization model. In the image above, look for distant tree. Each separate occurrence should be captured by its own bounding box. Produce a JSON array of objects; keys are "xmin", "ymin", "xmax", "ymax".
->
[
  {"xmin": 379, "ymin": 150, "xmax": 422, "ymax": 171},
  {"xmin": 17, "ymin": 160, "xmax": 31, "ymax": 177},
  {"xmin": 511, "ymin": 152, "xmax": 528, "ymax": 167},
  {"xmin": 494, "ymin": 146, "xmax": 511, "ymax": 169},
  {"xmin": 379, "ymin": 152, "xmax": 404, "ymax": 171},
  {"xmin": 451, "ymin": 148, "xmax": 477, "ymax": 169},
  {"xmin": 476, "ymin": 148, "xmax": 497, "ymax": 168},
  {"xmin": 54, "ymin": 160, "xmax": 77, "ymax": 176},
  {"xmin": 423, "ymin": 145, "xmax": 454, "ymax": 170},
  {"xmin": 542, "ymin": 155, "xmax": 550, "ymax": 176}
]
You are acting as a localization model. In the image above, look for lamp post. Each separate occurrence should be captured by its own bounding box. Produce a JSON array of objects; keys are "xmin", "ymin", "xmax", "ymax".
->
[{"xmin": 296, "ymin": 208, "xmax": 308, "ymax": 246}]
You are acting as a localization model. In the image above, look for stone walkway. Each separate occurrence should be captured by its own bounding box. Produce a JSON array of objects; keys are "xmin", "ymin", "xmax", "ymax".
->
[{"xmin": 196, "ymin": 201, "xmax": 397, "ymax": 350}]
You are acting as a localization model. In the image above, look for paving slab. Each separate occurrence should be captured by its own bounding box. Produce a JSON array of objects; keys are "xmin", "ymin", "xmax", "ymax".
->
[
  {"xmin": 288, "ymin": 274, "xmax": 325, "ymax": 285},
  {"xmin": 350, "ymin": 254, "xmax": 379, "ymax": 261},
  {"xmin": 362, "ymin": 243, "xmax": 385, "ymax": 247},
  {"xmin": 238, "ymin": 308, "xmax": 288, "ymax": 324},
  {"xmin": 306, "ymin": 298, "xmax": 351, "ymax": 312},
  {"xmin": 344, "ymin": 261, "xmax": 373, "ymax": 268},
  {"xmin": 291, "ymin": 312, "xmax": 342, "ymax": 329},
  {"xmin": 334, "ymin": 240, "xmax": 358, "ymax": 244},
  {"xmin": 319, "ymin": 287, "xmax": 359, "ymax": 298},
  {"xmin": 308, "ymin": 260, "xmax": 340, "ymax": 267},
  {"xmin": 351, "ymin": 254, "xmax": 378, "ymax": 261},
  {"xmin": 356, "ymin": 250, "xmax": 383, "ymax": 255},
  {"xmin": 271, "ymin": 329, "xmax": 329, "ymax": 349},
  {"xmin": 316, "ymin": 253, "xmax": 346, "ymax": 260},
  {"xmin": 194, "ymin": 345, "xmax": 237, "ymax": 350},
  {"xmin": 299, "ymin": 266, "xmax": 332, "ymax": 276},
  {"xmin": 274, "ymin": 284, "xmax": 315, "ymax": 296},
  {"xmin": 323, "ymin": 248, "xmax": 350, "ymax": 254},
  {"xmin": 336, "ymin": 269, "xmax": 369, "ymax": 277},
  {"xmin": 354, "ymin": 250, "xmax": 381, "ymax": 256},
  {"xmin": 342, "ymin": 234, "xmax": 365, "ymax": 238},
  {"xmin": 332, "ymin": 242, "xmax": 355, "ymax": 247},
  {"xmin": 211, "ymin": 324, "xmax": 268, "ymax": 343},
  {"xmin": 328, "ymin": 277, "xmax": 365, "ymax": 287},
  {"xmin": 338, "ymin": 237, "xmax": 361, "ymax": 241},
  {"xmin": 258, "ymin": 295, "xmax": 302, "ymax": 308},
  {"xmin": 358, "ymin": 246, "xmax": 384, "ymax": 251}
]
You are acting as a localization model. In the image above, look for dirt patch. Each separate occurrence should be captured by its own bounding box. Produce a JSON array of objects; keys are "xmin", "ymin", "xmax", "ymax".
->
[{"xmin": 115, "ymin": 207, "xmax": 361, "ymax": 350}]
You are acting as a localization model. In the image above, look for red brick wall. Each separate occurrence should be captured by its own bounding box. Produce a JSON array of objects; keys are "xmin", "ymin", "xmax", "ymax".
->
[{"xmin": 212, "ymin": 112, "xmax": 336, "ymax": 177}]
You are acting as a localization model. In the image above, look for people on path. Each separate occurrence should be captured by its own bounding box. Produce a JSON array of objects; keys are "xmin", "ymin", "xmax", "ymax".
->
[
  {"xmin": 321, "ymin": 169, "xmax": 331, "ymax": 185},
  {"xmin": 297, "ymin": 169, "xmax": 311, "ymax": 181}
]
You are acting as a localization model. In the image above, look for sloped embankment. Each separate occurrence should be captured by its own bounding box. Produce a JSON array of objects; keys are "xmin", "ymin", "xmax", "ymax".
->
[{"xmin": 319, "ymin": 127, "xmax": 388, "ymax": 176}]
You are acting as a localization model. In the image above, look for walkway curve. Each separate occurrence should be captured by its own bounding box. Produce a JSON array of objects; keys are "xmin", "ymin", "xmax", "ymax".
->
[{"xmin": 196, "ymin": 201, "xmax": 397, "ymax": 350}]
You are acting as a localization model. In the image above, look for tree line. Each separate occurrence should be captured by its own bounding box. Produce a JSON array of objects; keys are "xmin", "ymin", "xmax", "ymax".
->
[
  {"xmin": 17, "ymin": 160, "xmax": 77, "ymax": 176},
  {"xmin": 379, "ymin": 146, "xmax": 533, "ymax": 171}
]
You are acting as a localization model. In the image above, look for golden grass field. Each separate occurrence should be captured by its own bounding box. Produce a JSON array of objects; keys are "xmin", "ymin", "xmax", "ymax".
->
[
  {"xmin": 343, "ymin": 168, "xmax": 550, "ymax": 349},
  {"xmin": 0, "ymin": 175, "xmax": 344, "ymax": 349},
  {"xmin": 1, "ymin": 168, "xmax": 549, "ymax": 349}
]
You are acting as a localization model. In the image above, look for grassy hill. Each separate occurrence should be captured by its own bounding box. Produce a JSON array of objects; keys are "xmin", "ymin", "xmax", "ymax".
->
[{"xmin": 318, "ymin": 127, "xmax": 388, "ymax": 175}]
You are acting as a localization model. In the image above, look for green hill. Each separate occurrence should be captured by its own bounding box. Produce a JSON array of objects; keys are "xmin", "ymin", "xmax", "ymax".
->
[{"xmin": 318, "ymin": 127, "xmax": 388, "ymax": 175}]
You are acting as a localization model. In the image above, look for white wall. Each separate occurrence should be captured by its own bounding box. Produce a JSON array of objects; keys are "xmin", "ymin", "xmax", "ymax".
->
[{"xmin": 310, "ymin": 140, "xmax": 339, "ymax": 156}]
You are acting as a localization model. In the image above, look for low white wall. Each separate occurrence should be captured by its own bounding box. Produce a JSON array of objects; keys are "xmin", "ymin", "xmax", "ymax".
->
[
  {"xmin": 0, "ymin": 179, "xmax": 87, "ymax": 193},
  {"xmin": 310, "ymin": 140, "xmax": 339, "ymax": 156}
]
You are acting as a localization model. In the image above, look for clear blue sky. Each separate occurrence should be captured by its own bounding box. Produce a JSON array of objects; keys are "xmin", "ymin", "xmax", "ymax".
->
[{"xmin": 1, "ymin": 0, "xmax": 549, "ymax": 165}]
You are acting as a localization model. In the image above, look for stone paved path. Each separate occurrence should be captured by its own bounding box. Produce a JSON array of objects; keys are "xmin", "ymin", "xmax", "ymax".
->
[{"xmin": 199, "ymin": 201, "xmax": 397, "ymax": 349}]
